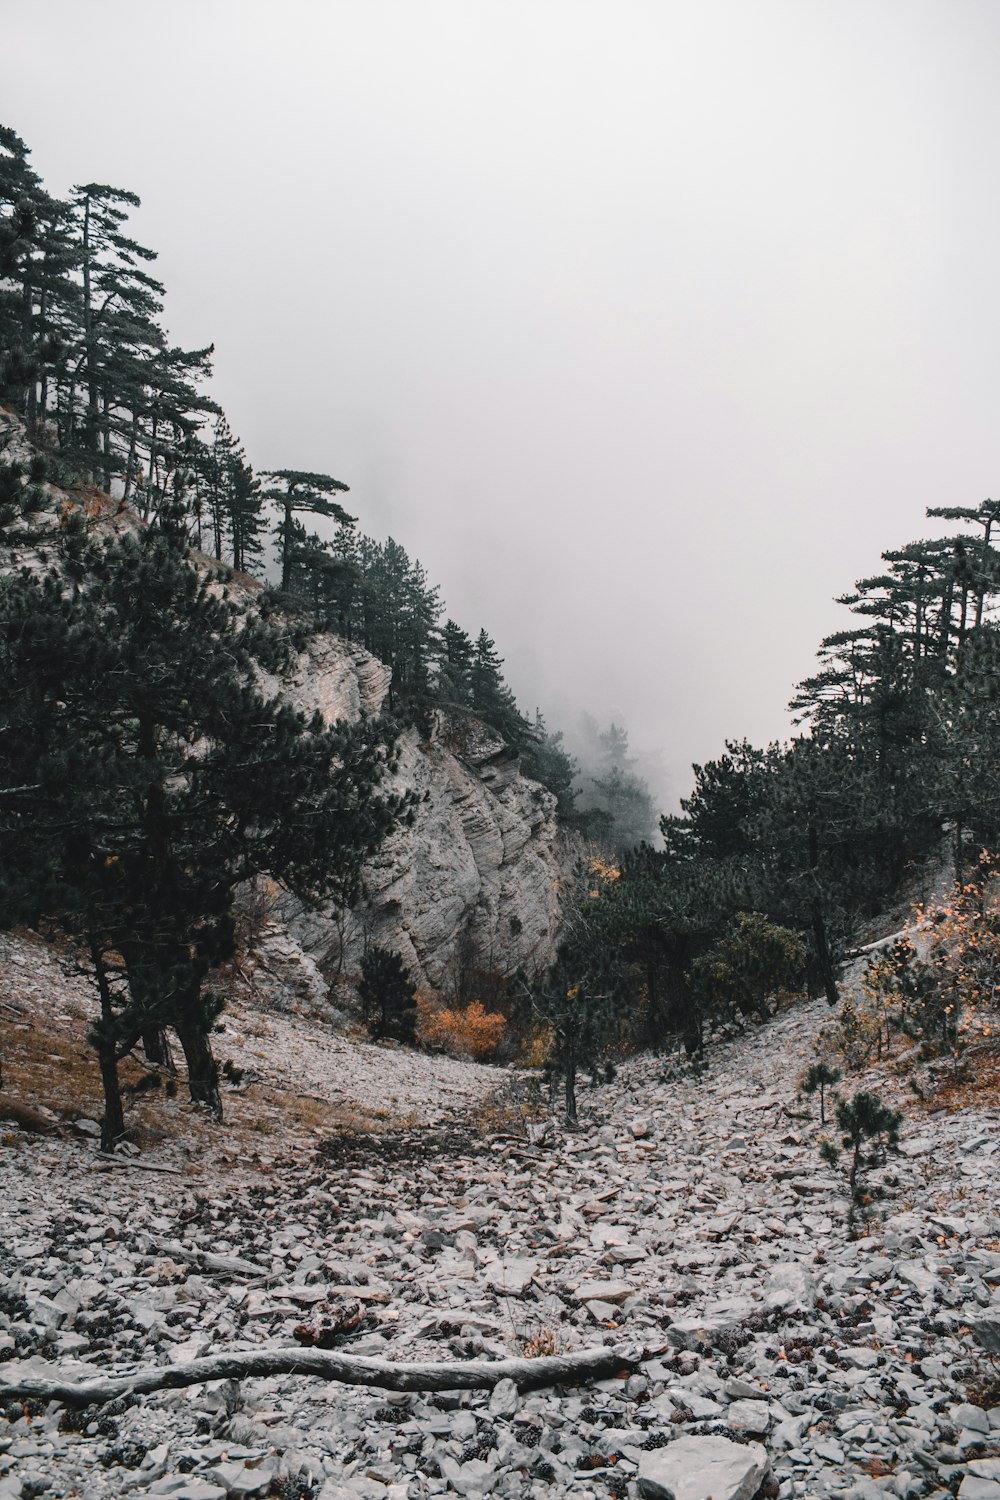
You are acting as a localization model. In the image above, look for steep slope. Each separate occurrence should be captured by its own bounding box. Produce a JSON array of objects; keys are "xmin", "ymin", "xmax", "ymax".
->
[
  {"xmin": 0, "ymin": 406, "xmax": 576, "ymax": 1002},
  {"xmin": 288, "ymin": 706, "xmax": 571, "ymax": 994}
]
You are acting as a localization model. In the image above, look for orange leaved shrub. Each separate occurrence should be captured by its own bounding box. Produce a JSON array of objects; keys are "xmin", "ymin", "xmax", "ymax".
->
[{"xmin": 417, "ymin": 994, "xmax": 507, "ymax": 1060}]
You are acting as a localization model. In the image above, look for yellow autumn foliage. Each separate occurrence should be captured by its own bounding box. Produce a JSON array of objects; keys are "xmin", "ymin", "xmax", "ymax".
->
[{"xmin": 416, "ymin": 994, "xmax": 507, "ymax": 1060}]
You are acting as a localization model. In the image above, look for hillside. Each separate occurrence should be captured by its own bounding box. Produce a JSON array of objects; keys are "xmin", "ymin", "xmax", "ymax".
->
[
  {"xmin": 1, "ymin": 933, "xmax": 999, "ymax": 1500},
  {"xmin": 0, "ymin": 403, "xmax": 575, "ymax": 1008}
]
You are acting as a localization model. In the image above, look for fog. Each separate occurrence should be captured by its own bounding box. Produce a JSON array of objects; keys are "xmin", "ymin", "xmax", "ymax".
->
[{"xmin": 5, "ymin": 1, "xmax": 1000, "ymax": 813}]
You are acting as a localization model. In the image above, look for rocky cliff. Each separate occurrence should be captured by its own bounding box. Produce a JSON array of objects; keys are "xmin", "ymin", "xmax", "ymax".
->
[
  {"xmin": 0, "ymin": 405, "xmax": 575, "ymax": 1000},
  {"xmin": 270, "ymin": 632, "xmax": 575, "ymax": 993}
]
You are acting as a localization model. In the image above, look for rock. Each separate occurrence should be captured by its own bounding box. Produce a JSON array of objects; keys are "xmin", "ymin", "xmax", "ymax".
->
[
  {"xmin": 483, "ymin": 1258, "xmax": 538, "ymax": 1296},
  {"xmin": 764, "ymin": 1261, "xmax": 816, "ymax": 1312},
  {"xmin": 952, "ymin": 1403, "xmax": 991, "ymax": 1434},
  {"xmin": 488, "ymin": 1377, "xmax": 520, "ymax": 1418},
  {"xmin": 958, "ymin": 1480, "xmax": 1000, "ymax": 1500},
  {"xmin": 631, "ymin": 1118, "xmax": 651, "ymax": 1139},
  {"xmin": 637, "ymin": 1434, "xmax": 769, "ymax": 1500},
  {"xmin": 897, "ymin": 1260, "xmax": 941, "ymax": 1296},
  {"xmin": 666, "ymin": 1303, "xmax": 753, "ymax": 1350},
  {"xmin": 572, "ymin": 1279, "xmax": 634, "ymax": 1305},
  {"xmin": 208, "ymin": 1460, "xmax": 276, "ymax": 1498},
  {"xmin": 969, "ymin": 1313, "xmax": 1000, "ymax": 1354},
  {"xmin": 147, "ymin": 1480, "xmax": 228, "ymax": 1500},
  {"xmin": 841, "ymin": 1346, "xmax": 880, "ymax": 1369},
  {"xmin": 725, "ymin": 1398, "xmax": 771, "ymax": 1434}
]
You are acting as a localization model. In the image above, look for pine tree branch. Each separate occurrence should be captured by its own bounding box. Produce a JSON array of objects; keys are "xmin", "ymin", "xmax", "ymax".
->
[{"xmin": 0, "ymin": 1343, "xmax": 643, "ymax": 1407}]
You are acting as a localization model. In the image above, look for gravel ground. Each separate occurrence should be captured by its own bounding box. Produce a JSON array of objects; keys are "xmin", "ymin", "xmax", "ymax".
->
[{"xmin": 2, "ymin": 935, "xmax": 1000, "ymax": 1500}]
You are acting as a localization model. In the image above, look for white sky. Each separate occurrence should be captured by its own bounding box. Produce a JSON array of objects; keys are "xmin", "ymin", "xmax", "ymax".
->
[{"xmin": 5, "ymin": 0, "xmax": 1000, "ymax": 810}]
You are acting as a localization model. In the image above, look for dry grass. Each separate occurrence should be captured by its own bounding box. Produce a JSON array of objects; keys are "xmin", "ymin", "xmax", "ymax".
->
[
  {"xmin": 470, "ymin": 1090, "xmax": 547, "ymax": 1138},
  {"xmin": 918, "ymin": 1041, "xmax": 1000, "ymax": 1113},
  {"xmin": 518, "ymin": 1326, "xmax": 559, "ymax": 1358},
  {"xmin": 0, "ymin": 981, "xmax": 410, "ymax": 1169}
]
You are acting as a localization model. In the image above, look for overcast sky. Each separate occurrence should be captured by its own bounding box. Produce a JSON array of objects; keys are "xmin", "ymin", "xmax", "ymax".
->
[{"xmin": 5, "ymin": 1, "xmax": 1000, "ymax": 810}]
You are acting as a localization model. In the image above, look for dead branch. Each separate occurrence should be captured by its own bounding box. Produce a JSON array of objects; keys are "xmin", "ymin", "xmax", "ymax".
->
[
  {"xmin": 92, "ymin": 1156, "xmax": 183, "ymax": 1176},
  {"xmin": 0, "ymin": 1342, "xmax": 642, "ymax": 1407}
]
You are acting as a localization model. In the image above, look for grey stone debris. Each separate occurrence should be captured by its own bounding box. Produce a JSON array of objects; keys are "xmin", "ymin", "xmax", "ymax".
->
[
  {"xmin": 637, "ymin": 1435, "xmax": 770, "ymax": 1500},
  {"xmin": 2, "ymin": 923, "xmax": 999, "ymax": 1500}
]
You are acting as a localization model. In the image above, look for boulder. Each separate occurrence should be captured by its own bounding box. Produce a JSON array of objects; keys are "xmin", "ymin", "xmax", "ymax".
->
[{"xmin": 638, "ymin": 1435, "xmax": 770, "ymax": 1500}]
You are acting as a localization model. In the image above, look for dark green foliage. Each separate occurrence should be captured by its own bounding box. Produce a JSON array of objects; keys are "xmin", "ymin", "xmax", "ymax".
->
[
  {"xmin": 191, "ymin": 416, "xmax": 266, "ymax": 572},
  {"xmin": 358, "ymin": 946, "xmax": 417, "ymax": 1044},
  {"xmin": 661, "ymin": 740, "xmax": 768, "ymax": 863},
  {"xmin": 1, "ymin": 126, "xmax": 219, "ymax": 508},
  {"xmin": 821, "ymin": 1090, "xmax": 902, "ymax": 1223},
  {"xmin": 263, "ymin": 470, "xmax": 354, "ymax": 593},
  {"xmin": 518, "ymin": 713, "xmax": 579, "ymax": 820},
  {"xmin": 0, "ymin": 451, "xmax": 54, "ymax": 545},
  {"xmin": 519, "ymin": 862, "xmax": 632, "ymax": 1124},
  {"xmin": 0, "ymin": 122, "xmax": 582, "ymax": 824},
  {"xmin": 468, "ymin": 629, "xmax": 532, "ymax": 747},
  {"xmin": 799, "ymin": 1061, "xmax": 841, "ymax": 1125},
  {"xmin": 686, "ymin": 911, "xmax": 805, "ymax": 1023},
  {"xmin": 0, "ymin": 518, "xmax": 407, "ymax": 1141},
  {"xmin": 584, "ymin": 485, "xmax": 1000, "ymax": 1061}
]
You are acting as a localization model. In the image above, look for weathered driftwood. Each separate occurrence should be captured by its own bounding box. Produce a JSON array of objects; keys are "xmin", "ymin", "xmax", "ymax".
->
[{"xmin": 0, "ymin": 1343, "xmax": 641, "ymax": 1408}]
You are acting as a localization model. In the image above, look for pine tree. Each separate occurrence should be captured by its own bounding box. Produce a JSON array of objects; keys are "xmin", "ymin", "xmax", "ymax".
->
[
  {"xmin": 437, "ymin": 619, "xmax": 474, "ymax": 705},
  {"xmin": 519, "ymin": 712, "xmax": 578, "ymax": 818},
  {"xmin": 0, "ymin": 514, "xmax": 407, "ymax": 1139},
  {"xmin": 264, "ymin": 470, "xmax": 354, "ymax": 592},
  {"xmin": 358, "ymin": 946, "xmax": 417, "ymax": 1043},
  {"xmin": 69, "ymin": 181, "xmax": 165, "ymax": 482},
  {"xmin": 469, "ymin": 628, "xmax": 531, "ymax": 746},
  {"xmin": 519, "ymin": 864, "xmax": 629, "ymax": 1124}
]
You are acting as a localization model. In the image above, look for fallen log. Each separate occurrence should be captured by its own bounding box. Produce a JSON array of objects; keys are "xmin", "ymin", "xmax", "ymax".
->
[{"xmin": 0, "ymin": 1342, "xmax": 642, "ymax": 1408}]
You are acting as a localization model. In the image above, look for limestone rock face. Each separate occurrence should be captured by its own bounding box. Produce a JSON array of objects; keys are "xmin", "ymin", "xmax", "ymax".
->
[
  {"xmin": 256, "ymin": 630, "xmax": 393, "ymax": 726},
  {"xmin": 273, "ymin": 641, "xmax": 574, "ymax": 994}
]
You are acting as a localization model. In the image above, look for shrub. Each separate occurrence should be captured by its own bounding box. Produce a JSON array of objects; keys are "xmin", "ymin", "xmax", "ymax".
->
[
  {"xmin": 862, "ymin": 936, "xmax": 953, "ymax": 1054},
  {"xmin": 819, "ymin": 1089, "xmax": 902, "ymax": 1225},
  {"xmin": 418, "ymin": 997, "xmax": 506, "ymax": 1061},
  {"xmin": 687, "ymin": 911, "xmax": 806, "ymax": 1022},
  {"xmin": 800, "ymin": 1061, "xmax": 841, "ymax": 1124},
  {"xmin": 520, "ymin": 1024, "xmax": 554, "ymax": 1070},
  {"xmin": 920, "ymin": 854, "xmax": 1000, "ymax": 1041}
]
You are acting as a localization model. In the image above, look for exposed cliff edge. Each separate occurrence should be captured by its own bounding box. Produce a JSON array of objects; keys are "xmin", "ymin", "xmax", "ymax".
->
[{"xmin": 272, "ymin": 634, "xmax": 576, "ymax": 993}]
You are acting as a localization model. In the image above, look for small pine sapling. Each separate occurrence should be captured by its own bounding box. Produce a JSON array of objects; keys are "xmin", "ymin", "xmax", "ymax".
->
[
  {"xmin": 800, "ymin": 1061, "xmax": 841, "ymax": 1125},
  {"xmin": 819, "ymin": 1090, "xmax": 902, "ymax": 1225}
]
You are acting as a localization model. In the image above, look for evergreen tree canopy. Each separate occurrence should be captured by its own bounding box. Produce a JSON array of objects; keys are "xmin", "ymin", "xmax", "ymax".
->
[
  {"xmin": 263, "ymin": 469, "xmax": 354, "ymax": 592},
  {"xmin": 0, "ymin": 513, "xmax": 408, "ymax": 1131}
]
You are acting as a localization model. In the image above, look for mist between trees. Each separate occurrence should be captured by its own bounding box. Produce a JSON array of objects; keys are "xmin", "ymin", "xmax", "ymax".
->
[{"xmin": 0, "ymin": 122, "xmax": 657, "ymax": 850}]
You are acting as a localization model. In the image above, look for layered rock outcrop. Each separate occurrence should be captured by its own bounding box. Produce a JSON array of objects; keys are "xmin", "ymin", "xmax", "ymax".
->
[{"xmin": 282, "ymin": 648, "xmax": 575, "ymax": 991}]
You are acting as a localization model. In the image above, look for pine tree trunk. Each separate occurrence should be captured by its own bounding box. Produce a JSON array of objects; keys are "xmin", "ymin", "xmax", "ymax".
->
[
  {"xmin": 142, "ymin": 1028, "xmax": 174, "ymax": 1071},
  {"xmin": 563, "ymin": 1037, "xmax": 577, "ymax": 1126},
  {"xmin": 175, "ymin": 1018, "xmax": 223, "ymax": 1121},
  {"xmin": 811, "ymin": 900, "xmax": 840, "ymax": 1007},
  {"xmin": 88, "ymin": 936, "xmax": 125, "ymax": 1153},
  {"xmin": 808, "ymin": 821, "xmax": 840, "ymax": 1006}
]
